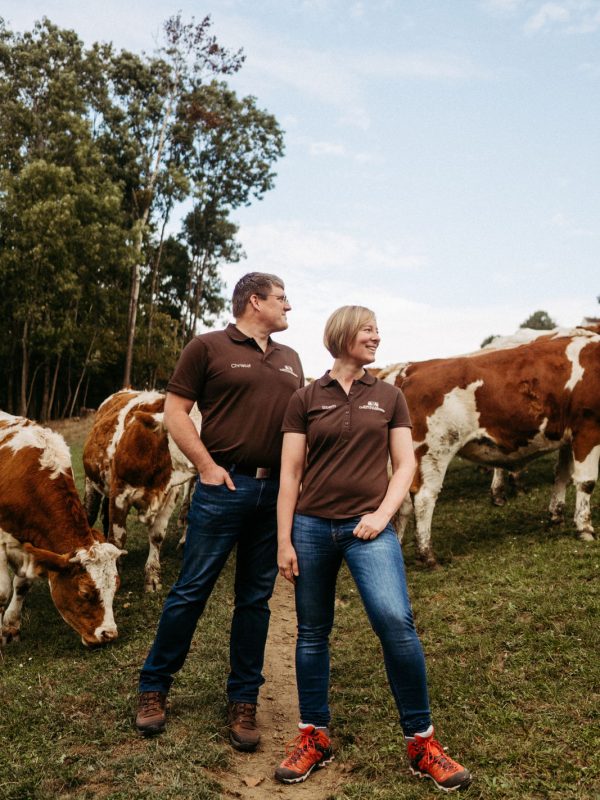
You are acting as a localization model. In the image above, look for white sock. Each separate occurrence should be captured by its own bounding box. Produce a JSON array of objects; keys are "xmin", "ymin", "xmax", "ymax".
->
[
  {"xmin": 299, "ymin": 722, "xmax": 330, "ymax": 736},
  {"xmin": 405, "ymin": 724, "xmax": 434, "ymax": 741}
]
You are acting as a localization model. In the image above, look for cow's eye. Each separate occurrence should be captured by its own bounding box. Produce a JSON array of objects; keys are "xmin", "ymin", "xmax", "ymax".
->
[{"xmin": 79, "ymin": 586, "xmax": 93, "ymax": 599}]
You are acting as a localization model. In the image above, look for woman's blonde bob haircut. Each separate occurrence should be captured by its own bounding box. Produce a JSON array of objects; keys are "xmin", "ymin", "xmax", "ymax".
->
[{"xmin": 323, "ymin": 305, "xmax": 377, "ymax": 358}]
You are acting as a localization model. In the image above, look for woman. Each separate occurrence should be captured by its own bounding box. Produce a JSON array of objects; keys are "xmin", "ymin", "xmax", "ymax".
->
[{"xmin": 274, "ymin": 306, "xmax": 471, "ymax": 793}]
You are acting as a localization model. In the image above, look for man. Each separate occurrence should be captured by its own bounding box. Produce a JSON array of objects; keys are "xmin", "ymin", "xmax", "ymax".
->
[{"xmin": 136, "ymin": 272, "xmax": 303, "ymax": 752}]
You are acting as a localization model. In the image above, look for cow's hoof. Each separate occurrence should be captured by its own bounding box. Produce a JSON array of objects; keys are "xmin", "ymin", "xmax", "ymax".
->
[
  {"xmin": 144, "ymin": 581, "xmax": 162, "ymax": 593},
  {"xmin": 2, "ymin": 628, "xmax": 20, "ymax": 645},
  {"xmin": 418, "ymin": 551, "xmax": 439, "ymax": 569},
  {"xmin": 578, "ymin": 531, "xmax": 595, "ymax": 542},
  {"xmin": 491, "ymin": 496, "xmax": 506, "ymax": 507}
]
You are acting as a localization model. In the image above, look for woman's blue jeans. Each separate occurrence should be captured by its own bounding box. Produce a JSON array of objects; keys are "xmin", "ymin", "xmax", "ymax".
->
[
  {"xmin": 293, "ymin": 513, "xmax": 431, "ymax": 736},
  {"xmin": 139, "ymin": 474, "xmax": 279, "ymax": 703}
]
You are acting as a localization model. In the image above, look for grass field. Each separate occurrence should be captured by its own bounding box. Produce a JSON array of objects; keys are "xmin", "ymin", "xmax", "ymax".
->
[{"xmin": 1, "ymin": 429, "xmax": 598, "ymax": 799}]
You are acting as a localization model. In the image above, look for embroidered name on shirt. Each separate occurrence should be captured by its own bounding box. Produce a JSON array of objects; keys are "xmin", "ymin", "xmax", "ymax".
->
[
  {"xmin": 279, "ymin": 365, "xmax": 299, "ymax": 377},
  {"xmin": 359, "ymin": 400, "xmax": 385, "ymax": 412},
  {"xmin": 231, "ymin": 363, "xmax": 251, "ymax": 368},
  {"xmin": 321, "ymin": 404, "xmax": 337, "ymax": 410}
]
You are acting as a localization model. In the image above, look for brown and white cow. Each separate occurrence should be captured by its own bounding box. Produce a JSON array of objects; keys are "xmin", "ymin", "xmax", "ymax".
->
[
  {"xmin": 379, "ymin": 327, "xmax": 600, "ymax": 566},
  {"xmin": 83, "ymin": 390, "xmax": 200, "ymax": 592},
  {"xmin": 0, "ymin": 412, "xmax": 124, "ymax": 646}
]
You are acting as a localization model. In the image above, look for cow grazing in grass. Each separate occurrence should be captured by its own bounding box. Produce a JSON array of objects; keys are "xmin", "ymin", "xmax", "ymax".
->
[
  {"xmin": 378, "ymin": 327, "xmax": 600, "ymax": 566},
  {"xmin": 0, "ymin": 412, "xmax": 124, "ymax": 646},
  {"xmin": 83, "ymin": 390, "xmax": 200, "ymax": 592}
]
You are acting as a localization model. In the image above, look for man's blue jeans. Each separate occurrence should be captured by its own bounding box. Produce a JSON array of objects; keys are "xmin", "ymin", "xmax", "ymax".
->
[
  {"xmin": 139, "ymin": 474, "xmax": 279, "ymax": 702},
  {"xmin": 293, "ymin": 513, "xmax": 432, "ymax": 736}
]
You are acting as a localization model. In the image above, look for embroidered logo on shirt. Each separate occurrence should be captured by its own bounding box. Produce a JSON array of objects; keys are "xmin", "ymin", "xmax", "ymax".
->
[
  {"xmin": 321, "ymin": 404, "xmax": 337, "ymax": 410},
  {"xmin": 231, "ymin": 363, "xmax": 251, "ymax": 368},
  {"xmin": 359, "ymin": 400, "xmax": 385, "ymax": 413},
  {"xmin": 279, "ymin": 365, "xmax": 299, "ymax": 378}
]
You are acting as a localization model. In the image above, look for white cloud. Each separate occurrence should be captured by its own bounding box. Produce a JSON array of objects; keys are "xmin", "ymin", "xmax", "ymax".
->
[
  {"xmin": 235, "ymin": 220, "xmax": 426, "ymax": 276},
  {"xmin": 525, "ymin": 2, "xmax": 570, "ymax": 31},
  {"xmin": 216, "ymin": 12, "xmax": 482, "ymax": 132},
  {"xmin": 483, "ymin": 0, "xmax": 600, "ymax": 34},
  {"xmin": 307, "ymin": 140, "xmax": 381, "ymax": 163}
]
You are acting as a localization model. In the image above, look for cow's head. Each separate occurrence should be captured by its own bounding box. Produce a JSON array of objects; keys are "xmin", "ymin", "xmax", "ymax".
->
[{"xmin": 24, "ymin": 539, "xmax": 126, "ymax": 647}]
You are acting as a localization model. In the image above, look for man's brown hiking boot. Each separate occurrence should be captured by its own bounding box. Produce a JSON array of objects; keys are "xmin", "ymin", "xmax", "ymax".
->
[
  {"xmin": 227, "ymin": 701, "xmax": 260, "ymax": 751},
  {"xmin": 135, "ymin": 691, "xmax": 167, "ymax": 736}
]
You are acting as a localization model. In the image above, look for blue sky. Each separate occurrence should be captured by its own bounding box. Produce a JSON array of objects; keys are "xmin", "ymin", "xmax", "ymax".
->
[{"xmin": 7, "ymin": 1, "xmax": 600, "ymax": 376}]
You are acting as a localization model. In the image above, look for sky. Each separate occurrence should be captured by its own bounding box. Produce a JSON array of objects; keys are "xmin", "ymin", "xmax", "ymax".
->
[{"xmin": 6, "ymin": 0, "xmax": 600, "ymax": 377}]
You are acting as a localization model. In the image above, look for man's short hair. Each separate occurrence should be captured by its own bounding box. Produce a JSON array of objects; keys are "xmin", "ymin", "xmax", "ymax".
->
[
  {"xmin": 232, "ymin": 272, "xmax": 285, "ymax": 318},
  {"xmin": 323, "ymin": 305, "xmax": 376, "ymax": 358}
]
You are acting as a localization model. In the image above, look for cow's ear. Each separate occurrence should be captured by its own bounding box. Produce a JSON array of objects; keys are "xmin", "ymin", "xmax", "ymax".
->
[
  {"xmin": 90, "ymin": 527, "xmax": 106, "ymax": 543},
  {"xmin": 23, "ymin": 543, "xmax": 73, "ymax": 573},
  {"xmin": 133, "ymin": 410, "xmax": 163, "ymax": 431}
]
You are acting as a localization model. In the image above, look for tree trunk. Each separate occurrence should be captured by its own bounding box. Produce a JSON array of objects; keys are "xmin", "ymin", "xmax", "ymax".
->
[
  {"xmin": 40, "ymin": 362, "xmax": 50, "ymax": 422},
  {"xmin": 48, "ymin": 354, "xmax": 61, "ymax": 421},
  {"xmin": 68, "ymin": 336, "xmax": 96, "ymax": 417},
  {"xmin": 122, "ymin": 88, "xmax": 177, "ymax": 389},
  {"xmin": 146, "ymin": 203, "xmax": 172, "ymax": 358},
  {"xmin": 19, "ymin": 319, "xmax": 29, "ymax": 417}
]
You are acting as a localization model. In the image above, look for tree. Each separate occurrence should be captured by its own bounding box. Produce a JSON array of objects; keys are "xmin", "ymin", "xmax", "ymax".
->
[
  {"xmin": 480, "ymin": 334, "xmax": 499, "ymax": 348},
  {"xmin": 0, "ymin": 19, "xmax": 132, "ymax": 417},
  {"xmin": 93, "ymin": 14, "xmax": 245, "ymax": 387},
  {"xmin": 519, "ymin": 310, "xmax": 557, "ymax": 330},
  {"xmin": 0, "ymin": 15, "xmax": 285, "ymax": 414}
]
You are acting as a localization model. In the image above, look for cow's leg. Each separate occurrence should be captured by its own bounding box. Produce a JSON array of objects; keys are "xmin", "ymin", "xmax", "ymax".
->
[
  {"xmin": 3, "ymin": 573, "xmax": 32, "ymax": 643},
  {"xmin": 0, "ymin": 544, "xmax": 11, "ymax": 645},
  {"xmin": 108, "ymin": 488, "xmax": 130, "ymax": 550},
  {"xmin": 549, "ymin": 443, "xmax": 573, "ymax": 524},
  {"xmin": 176, "ymin": 478, "xmax": 194, "ymax": 550},
  {"xmin": 393, "ymin": 494, "xmax": 414, "ymax": 542},
  {"xmin": 84, "ymin": 477, "xmax": 103, "ymax": 526},
  {"xmin": 412, "ymin": 452, "xmax": 453, "ymax": 567},
  {"xmin": 1, "ymin": 547, "xmax": 34, "ymax": 645},
  {"xmin": 490, "ymin": 468, "xmax": 507, "ymax": 506},
  {"xmin": 144, "ymin": 486, "xmax": 180, "ymax": 593},
  {"xmin": 571, "ymin": 440, "xmax": 599, "ymax": 541}
]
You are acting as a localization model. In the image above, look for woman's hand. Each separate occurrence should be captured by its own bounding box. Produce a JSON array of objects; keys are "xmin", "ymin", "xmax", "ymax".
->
[
  {"xmin": 353, "ymin": 511, "xmax": 389, "ymax": 540},
  {"xmin": 278, "ymin": 541, "xmax": 299, "ymax": 584}
]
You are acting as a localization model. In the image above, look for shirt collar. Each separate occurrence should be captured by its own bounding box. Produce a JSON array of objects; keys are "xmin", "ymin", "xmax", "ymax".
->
[
  {"xmin": 318, "ymin": 369, "xmax": 376, "ymax": 386},
  {"xmin": 226, "ymin": 322, "xmax": 278, "ymax": 349}
]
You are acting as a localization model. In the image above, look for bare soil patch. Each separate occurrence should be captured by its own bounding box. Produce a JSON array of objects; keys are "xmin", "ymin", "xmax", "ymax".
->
[{"xmin": 217, "ymin": 576, "xmax": 345, "ymax": 800}]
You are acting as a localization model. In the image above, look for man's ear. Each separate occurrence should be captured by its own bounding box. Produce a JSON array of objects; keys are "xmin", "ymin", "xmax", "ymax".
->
[
  {"xmin": 23, "ymin": 543, "xmax": 74, "ymax": 573},
  {"xmin": 248, "ymin": 293, "xmax": 262, "ymax": 312}
]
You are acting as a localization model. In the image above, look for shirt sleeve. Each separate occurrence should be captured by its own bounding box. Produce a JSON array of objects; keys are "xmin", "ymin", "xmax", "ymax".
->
[
  {"xmin": 166, "ymin": 337, "xmax": 209, "ymax": 401},
  {"xmin": 281, "ymin": 389, "xmax": 308, "ymax": 433},
  {"xmin": 389, "ymin": 388, "xmax": 412, "ymax": 428}
]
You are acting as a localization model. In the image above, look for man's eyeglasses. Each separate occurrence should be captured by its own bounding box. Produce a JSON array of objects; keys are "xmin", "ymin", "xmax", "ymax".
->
[{"xmin": 260, "ymin": 293, "xmax": 290, "ymax": 304}]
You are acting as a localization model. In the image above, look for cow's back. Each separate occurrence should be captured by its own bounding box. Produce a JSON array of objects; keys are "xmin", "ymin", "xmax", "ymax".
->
[{"xmin": 83, "ymin": 390, "xmax": 164, "ymax": 493}]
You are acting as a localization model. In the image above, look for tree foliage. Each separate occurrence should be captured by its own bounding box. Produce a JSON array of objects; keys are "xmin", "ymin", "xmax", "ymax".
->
[
  {"xmin": 0, "ymin": 15, "xmax": 284, "ymax": 418},
  {"xmin": 519, "ymin": 309, "xmax": 557, "ymax": 330}
]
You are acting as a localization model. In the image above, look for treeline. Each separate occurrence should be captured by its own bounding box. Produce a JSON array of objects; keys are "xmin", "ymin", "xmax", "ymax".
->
[{"xmin": 0, "ymin": 15, "xmax": 284, "ymax": 419}]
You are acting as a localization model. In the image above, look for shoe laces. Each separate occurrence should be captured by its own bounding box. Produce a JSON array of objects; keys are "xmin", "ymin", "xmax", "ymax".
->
[
  {"xmin": 282, "ymin": 728, "xmax": 322, "ymax": 768},
  {"xmin": 140, "ymin": 691, "xmax": 164, "ymax": 713},
  {"xmin": 419, "ymin": 737, "xmax": 461, "ymax": 776}
]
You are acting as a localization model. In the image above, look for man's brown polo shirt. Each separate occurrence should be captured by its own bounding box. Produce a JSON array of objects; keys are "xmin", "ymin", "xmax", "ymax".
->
[
  {"xmin": 167, "ymin": 323, "xmax": 304, "ymax": 469},
  {"xmin": 282, "ymin": 371, "xmax": 411, "ymax": 518}
]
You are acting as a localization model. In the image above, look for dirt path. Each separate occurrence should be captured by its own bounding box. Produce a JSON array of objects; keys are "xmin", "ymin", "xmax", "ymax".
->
[{"xmin": 217, "ymin": 576, "xmax": 345, "ymax": 800}]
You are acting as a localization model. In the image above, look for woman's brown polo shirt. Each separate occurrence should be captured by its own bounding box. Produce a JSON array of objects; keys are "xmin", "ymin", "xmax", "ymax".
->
[{"xmin": 281, "ymin": 371, "xmax": 412, "ymax": 519}]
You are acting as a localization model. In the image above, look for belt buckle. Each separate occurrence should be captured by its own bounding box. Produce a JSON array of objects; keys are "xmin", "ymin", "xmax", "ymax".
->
[{"xmin": 255, "ymin": 467, "xmax": 271, "ymax": 479}]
